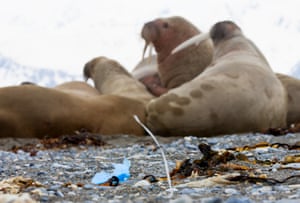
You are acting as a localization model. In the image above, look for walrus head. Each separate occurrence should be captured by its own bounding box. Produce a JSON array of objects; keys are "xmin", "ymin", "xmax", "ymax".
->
[
  {"xmin": 83, "ymin": 56, "xmax": 132, "ymax": 92},
  {"xmin": 141, "ymin": 16, "xmax": 213, "ymax": 89},
  {"xmin": 210, "ymin": 21, "xmax": 242, "ymax": 45},
  {"xmin": 141, "ymin": 16, "xmax": 200, "ymax": 61},
  {"xmin": 84, "ymin": 56, "xmax": 131, "ymax": 80},
  {"xmin": 83, "ymin": 56, "xmax": 154, "ymax": 103}
]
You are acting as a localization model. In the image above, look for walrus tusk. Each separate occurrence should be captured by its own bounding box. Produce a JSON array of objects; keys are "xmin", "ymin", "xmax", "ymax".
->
[
  {"xmin": 171, "ymin": 32, "xmax": 210, "ymax": 55},
  {"xmin": 142, "ymin": 42, "xmax": 148, "ymax": 60},
  {"xmin": 142, "ymin": 42, "xmax": 154, "ymax": 60},
  {"xmin": 148, "ymin": 43, "xmax": 153, "ymax": 58}
]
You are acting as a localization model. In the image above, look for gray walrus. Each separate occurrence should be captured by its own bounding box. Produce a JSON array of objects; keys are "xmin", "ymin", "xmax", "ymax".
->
[
  {"xmin": 146, "ymin": 21, "xmax": 287, "ymax": 137},
  {"xmin": 141, "ymin": 16, "xmax": 213, "ymax": 89},
  {"xmin": 0, "ymin": 79, "xmax": 146, "ymax": 138}
]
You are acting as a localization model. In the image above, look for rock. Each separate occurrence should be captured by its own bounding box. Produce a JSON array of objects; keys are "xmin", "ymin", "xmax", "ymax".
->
[
  {"xmin": 224, "ymin": 197, "xmax": 252, "ymax": 203},
  {"xmin": 170, "ymin": 195, "xmax": 193, "ymax": 203}
]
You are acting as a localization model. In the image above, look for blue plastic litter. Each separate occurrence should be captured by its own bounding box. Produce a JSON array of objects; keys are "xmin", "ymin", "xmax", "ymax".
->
[{"xmin": 91, "ymin": 158, "xmax": 131, "ymax": 184}]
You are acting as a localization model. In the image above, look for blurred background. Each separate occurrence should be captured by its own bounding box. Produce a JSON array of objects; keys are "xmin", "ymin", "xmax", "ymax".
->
[{"xmin": 0, "ymin": 0, "xmax": 299, "ymax": 86}]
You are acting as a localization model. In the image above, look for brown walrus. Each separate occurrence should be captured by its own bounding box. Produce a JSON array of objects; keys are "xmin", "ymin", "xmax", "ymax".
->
[
  {"xmin": 276, "ymin": 73, "xmax": 300, "ymax": 126},
  {"xmin": 141, "ymin": 16, "xmax": 213, "ymax": 89},
  {"xmin": 54, "ymin": 81, "xmax": 100, "ymax": 97},
  {"xmin": 0, "ymin": 79, "xmax": 146, "ymax": 138},
  {"xmin": 84, "ymin": 56, "xmax": 154, "ymax": 104},
  {"xmin": 146, "ymin": 21, "xmax": 287, "ymax": 137}
]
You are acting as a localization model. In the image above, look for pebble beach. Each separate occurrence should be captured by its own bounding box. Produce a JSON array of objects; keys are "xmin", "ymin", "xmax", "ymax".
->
[{"xmin": 0, "ymin": 132, "xmax": 299, "ymax": 203}]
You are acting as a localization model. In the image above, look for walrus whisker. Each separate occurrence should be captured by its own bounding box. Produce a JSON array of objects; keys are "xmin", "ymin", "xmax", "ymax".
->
[
  {"xmin": 133, "ymin": 115, "xmax": 175, "ymax": 196},
  {"xmin": 171, "ymin": 32, "xmax": 210, "ymax": 55}
]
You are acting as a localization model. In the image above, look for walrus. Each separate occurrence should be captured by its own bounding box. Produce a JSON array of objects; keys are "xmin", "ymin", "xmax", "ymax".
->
[
  {"xmin": 0, "ymin": 80, "xmax": 146, "ymax": 138},
  {"xmin": 137, "ymin": 19, "xmax": 299, "ymax": 129},
  {"xmin": 54, "ymin": 80, "xmax": 100, "ymax": 97},
  {"xmin": 141, "ymin": 16, "xmax": 213, "ymax": 89},
  {"xmin": 131, "ymin": 55, "xmax": 166, "ymax": 96},
  {"xmin": 276, "ymin": 73, "xmax": 300, "ymax": 126},
  {"xmin": 84, "ymin": 56, "xmax": 154, "ymax": 104},
  {"xmin": 146, "ymin": 21, "xmax": 287, "ymax": 137}
]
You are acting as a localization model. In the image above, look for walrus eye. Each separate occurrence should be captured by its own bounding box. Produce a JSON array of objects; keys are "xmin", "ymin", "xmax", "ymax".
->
[{"xmin": 163, "ymin": 22, "xmax": 169, "ymax": 29}]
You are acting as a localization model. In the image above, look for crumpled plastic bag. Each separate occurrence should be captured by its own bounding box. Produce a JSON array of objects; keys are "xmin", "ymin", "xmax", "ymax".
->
[{"xmin": 91, "ymin": 158, "xmax": 130, "ymax": 185}]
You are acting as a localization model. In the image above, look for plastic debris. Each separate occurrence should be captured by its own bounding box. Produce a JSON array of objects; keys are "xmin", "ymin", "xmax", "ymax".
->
[{"xmin": 91, "ymin": 158, "xmax": 130, "ymax": 185}]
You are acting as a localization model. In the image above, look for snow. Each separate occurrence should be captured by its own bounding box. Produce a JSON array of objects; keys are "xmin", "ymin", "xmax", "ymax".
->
[
  {"xmin": 0, "ymin": 0, "xmax": 299, "ymax": 85},
  {"xmin": 0, "ymin": 55, "xmax": 80, "ymax": 87}
]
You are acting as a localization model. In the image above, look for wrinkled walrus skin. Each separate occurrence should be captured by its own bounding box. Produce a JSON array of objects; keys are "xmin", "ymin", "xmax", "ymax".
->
[
  {"xmin": 0, "ymin": 82, "xmax": 146, "ymax": 138},
  {"xmin": 146, "ymin": 21, "xmax": 287, "ymax": 137}
]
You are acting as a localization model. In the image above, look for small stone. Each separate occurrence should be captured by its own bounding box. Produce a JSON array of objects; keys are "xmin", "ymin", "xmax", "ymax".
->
[
  {"xmin": 83, "ymin": 184, "xmax": 95, "ymax": 190},
  {"xmin": 178, "ymin": 188, "xmax": 196, "ymax": 194},
  {"xmin": 251, "ymin": 186, "xmax": 272, "ymax": 195},
  {"xmin": 47, "ymin": 190, "xmax": 55, "ymax": 197},
  {"xmin": 67, "ymin": 191, "xmax": 76, "ymax": 196},
  {"xmin": 170, "ymin": 195, "xmax": 193, "ymax": 203},
  {"xmin": 184, "ymin": 136, "xmax": 193, "ymax": 142},
  {"xmin": 55, "ymin": 190, "xmax": 64, "ymax": 198},
  {"xmin": 184, "ymin": 143, "xmax": 198, "ymax": 150},
  {"xmin": 134, "ymin": 180, "xmax": 151, "ymax": 187},
  {"xmin": 49, "ymin": 184, "xmax": 61, "ymax": 190},
  {"xmin": 224, "ymin": 188, "xmax": 239, "ymax": 195},
  {"xmin": 40, "ymin": 195, "xmax": 49, "ymax": 202},
  {"xmin": 202, "ymin": 197, "xmax": 223, "ymax": 203},
  {"xmin": 275, "ymin": 199, "xmax": 300, "ymax": 203},
  {"xmin": 31, "ymin": 187, "xmax": 47, "ymax": 196},
  {"xmin": 91, "ymin": 194, "xmax": 100, "ymax": 201},
  {"xmin": 225, "ymin": 197, "xmax": 252, "ymax": 203},
  {"xmin": 37, "ymin": 171, "xmax": 47, "ymax": 176},
  {"xmin": 51, "ymin": 163, "xmax": 72, "ymax": 169}
]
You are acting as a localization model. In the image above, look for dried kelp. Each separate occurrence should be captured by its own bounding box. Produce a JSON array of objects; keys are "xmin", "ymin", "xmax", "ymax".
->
[
  {"xmin": 158, "ymin": 140, "xmax": 300, "ymax": 187},
  {"xmin": 169, "ymin": 143, "xmax": 236, "ymax": 178},
  {"xmin": 262, "ymin": 122, "xmax": 300, "ymax": 135},
  {"xmin": 10, "ymin": 130, "xmax": 106, "ymax": 155},
  {"xmin": 0, "ymin": 176, "xmax": 42, "ymax": 194}
]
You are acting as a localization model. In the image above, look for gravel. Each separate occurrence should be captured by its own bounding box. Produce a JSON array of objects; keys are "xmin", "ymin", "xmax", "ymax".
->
[{"xmin": 0, "ymin": 133, "xmax": 299, "ymax": 203}]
